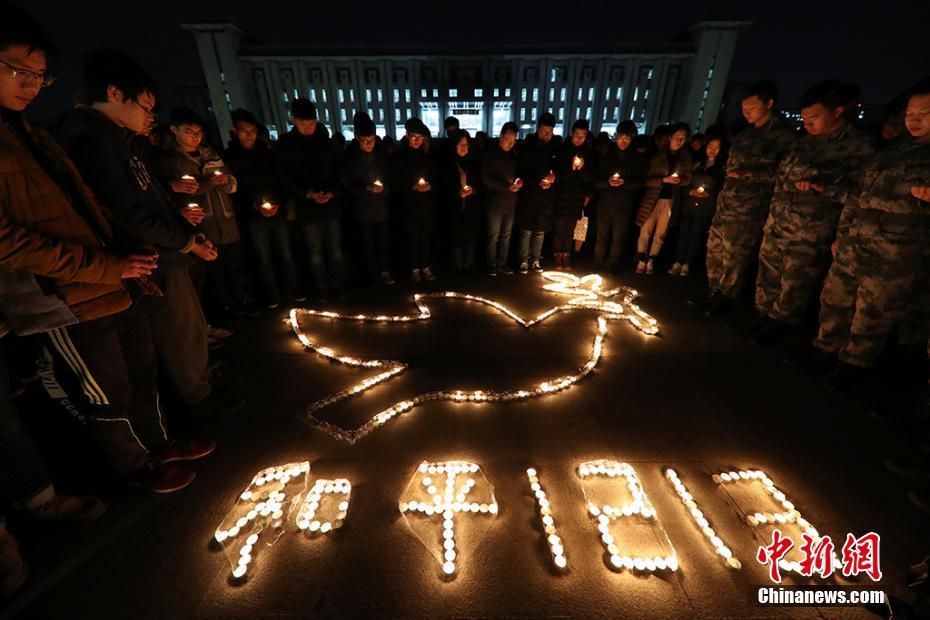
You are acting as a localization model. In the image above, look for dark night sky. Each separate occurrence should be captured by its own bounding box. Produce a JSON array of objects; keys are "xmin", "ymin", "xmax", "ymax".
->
[{"xmin": 24, "ymin": 0, "xmax": 930, "ymax": 123}]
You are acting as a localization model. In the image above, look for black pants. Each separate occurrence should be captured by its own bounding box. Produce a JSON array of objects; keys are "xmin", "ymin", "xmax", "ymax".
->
[
  {"xmin": 361, "ymin": 220, "xmax": 391, "ymax": 278},
  {"xmin": 553, "ymin": 215, "xmax": 576, "ymax": 253},
  {"xmin": 404, "ymin": 216, "xmax": 433, "ymax": 270},
  {"xmin": 39, "ymin": 302, "xmax": 168, "ymax": 472},
  {"xmin": 675, "ymin": 209, "xmax": 714, "ymax": 266},
  {"xmin": 594, "ymin": 203, "xmax": 634, "ymax": 268},
  {"xmin": 204, "ymin": 241, "xmax": 248, "ymax": 313}
]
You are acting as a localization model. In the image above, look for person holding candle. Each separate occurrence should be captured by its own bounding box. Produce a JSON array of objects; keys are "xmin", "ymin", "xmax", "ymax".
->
[
  {"xmin": 158, "ymin": 107, "xmax": 257, "ymax": 321},
  {"xmin": 516, "ymin": 112, "xmax": 559, "ymax": 273},
  {"xmin": 392, "ymin": 117, "xmax": 437, "ymax": 282},
  {"xmin": 592, "ymin": 120, "xmax": 645, "ymax": 273},
  {"xmin": 552, "ymin": 119, "xmax": 594, "ymax": 269},
  {"xmin": 277, "ymin": 98, "xmax": 345, "ymax": 299},
  {"xmin": 703, "ymin": 81, "xmax": 797, "ymax": 316},
  {"xmin": 751, "ymin": 80, "xmax": 875, "ymax": 347},
  {"xmin": 634, "ymin": 122, "xmax": 693, "ymax": 274},
  {"xmin": 670, "ymin": 134, "xmax": 727, "ymax": 276},
  {"xmin": 224, "ymin": 108, "xmax": 301, "ymax": 308},
  {"xmin": 441, "ymin": 130, "xmax": 482, "ymax": 272},
  {"xmin": 481, "ymin": 121, "xmax": 522, "ymax": 276},
  {"xmin": 57, "ymin": 49, "xmax": 244, "ymax": 431},
  {"xmin": 340, "ymin": 112, "xmax": 395, "ymax": 285}
]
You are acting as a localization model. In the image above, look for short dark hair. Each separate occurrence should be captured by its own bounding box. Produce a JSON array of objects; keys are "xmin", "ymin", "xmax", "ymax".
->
[
  {"xmin": 744, "ymin": 80, "xmax": 778, "ymax": 105},
  {"xmin": 616, "ymin": 120, "xmax": 638, "ymax": 137},
  {"xmin": 444, "ymin": 115, "xmax": 459, "ymax": 130},
  {"xmin": 0, "ymin": 2, "xmax": 57, "ymax": 55},
  {"xmin": 800, "ymin": 80, "xmax": 846, "ymax": 110},
  {"xmin": 670, "ymin": 121, "xmax": 692, "ymax": 137},
  {"xmin": 538, "ymin": 112, "xmax": 556, "ymax": 128},
  {"xmin": 500, "ymin": 121, "xmax": 518, "ymax": 137},
  {"xmin": 290, "ymin": 98, "xmax": 317, "ymax": 120},
  {"xmin": 170, "ymin": 107, "xmax": 205, "ymax": 128},
  {"xmin": 231, "ymin": 108, "xmax": 260, "ymax": 128},
  {"xmin": 909, "ymin": 76, "xmax": 930, "ymax": 99},
  {"xmin": 83, "ymin": 48, "xmax": 158, "ymax": 103}
]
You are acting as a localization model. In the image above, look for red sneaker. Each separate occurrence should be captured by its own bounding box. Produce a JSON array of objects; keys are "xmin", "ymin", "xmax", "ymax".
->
[
  {"xmin": 127, "ymin": 464, "xmax": 196, "ymax": 494},
  {"xmin": 156, "ymin": 439, "xmax": 217, "ymax": 465}
]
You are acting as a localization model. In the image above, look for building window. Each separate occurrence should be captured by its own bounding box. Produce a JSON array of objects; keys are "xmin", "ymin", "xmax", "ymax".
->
[
  {"xmin": 504, "ymin": 88, "xmax": 511, "ymax": 97},
  {"xmin": 475, "ymin": 88, "xmax": 483, "ymax": 97},
  {"xmin": 449, "ymin": 88, "xmax": 457, "ymax": 97},
  {"xmin": 420, "ymin": 101, "xmax": 441, "ymax": 136},
  {"xmin": 405, "ymin": 88, "xmax": 411, "ymax": 100},
  {"xmin": 491, "ymin": 100, "xmax": 513, "ymax": 135},
  {"xmin": 532, "ymin": 87, "xmax": 539, "ymax": 102},
  {"xmin": 432, "ymin": 88, "xmax": 438, "ymax": 97}
]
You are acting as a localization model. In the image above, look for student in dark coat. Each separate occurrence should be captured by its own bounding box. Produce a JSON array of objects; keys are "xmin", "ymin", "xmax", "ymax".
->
[
  {"xmin": 392, "ymin": 118, "xmax": 437, "ymax": 282},
  {"xmin": 481, "ymin": 121, "xmax": 522, "ymax": 275},
  {"xmin": 669, "ymin": 136, "xmax": 727, "ymax": 277},
  {"xmin": 340, "ymin": 113, "xmax": 395, "ymax": 285},
  {"xmin": 515, "ymin": 112, "xmax": 559, "ymax": 273},
  {"xmin": 276, "ymin": 98, "xmax": 345, "ymax": 299},
  {"xmin": 552, "ymin": 119, "xmax": 594, "ymax": 270},
  {"xmin": 224, "ymin": 108, "xmax": 300, "ymax": 307},
  {"xmin": 441, "ymin": 130, "xmax": 482, "ymax": 271},
  {"xmin": 592, "ymin": 120, "xmax": 646, "ymax": 272}
]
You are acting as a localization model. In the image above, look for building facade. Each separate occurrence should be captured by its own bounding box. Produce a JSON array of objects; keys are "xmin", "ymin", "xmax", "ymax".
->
[{"xmin": 184, "ymin": 22, "xmax": 746, "ymax": 142}]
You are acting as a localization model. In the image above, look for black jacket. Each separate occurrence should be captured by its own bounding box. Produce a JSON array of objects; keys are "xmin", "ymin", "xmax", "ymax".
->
[
  {"xmin": 276, "ymin": 126, "xmax": 341, "ymax": 222},
  {"xmin": 440, "ymin": 152, "xmax": 483, "ymax": 245},
  {"xmin": 56, "ymin": 107, "xmax": 194, "ymax": 276},
  {"xmin": 516, "ymin": 133, "xmax": 561, "ymax": 231},
  {"xmin": 682, "ymin": 157, "xmax": 725, "ymax": 215},
  {"xmin": 224, "ymin": 141, "xmax": 287, "ymax": 221},
  {"xmin": 592, "ymin": 144, "xmax": 646, "ymax": 213},
  {"xmin": 391, "ymin": 145, "xmax": 437, "ymax": 220},
  {"xmin": 553, "ymin": 142, "xmax": 595, "ymax": 218},
  {"xmin": 480, "ymin": 142, "xmax": 519, "ymax": 211},
  {"xmin": 340, "ymin": 141, "xmax": 392, "ymax": 224}
]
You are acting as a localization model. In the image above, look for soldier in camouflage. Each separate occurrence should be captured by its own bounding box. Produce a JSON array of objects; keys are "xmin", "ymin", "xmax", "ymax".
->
[
  {"xmin": 811, "ymin": 84, "xmax": 930, "ymax": 385},
  {"xmin": 703, "ymin": 81, "xmax": 796, "ymax": 316},
  {"xmin": 752, "ymin": 80, "xmax": 876, "ymax": 346}
]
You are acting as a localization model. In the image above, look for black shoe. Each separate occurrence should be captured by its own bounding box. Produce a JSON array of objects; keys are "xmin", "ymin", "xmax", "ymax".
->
[
  {"xmin": 499, "ymin": 265, "xmax": 514, "ymax": 275},
  {"xmin": 189, "ymin": 392, "xmax": 246, "ymax": 422},
  {"xmin": 885, "ymin": 452, "xmax": 930, "ymax": 483},
  {"xmin": 126, "ymin": 463, "xmax": 196, "ymax": 494},
  {"xmin": 266, "ymin": 296, "xmax": 280, "ymax": 309},
  {"xmin": 753, "ymin": 318, "xmax": 786, "ymax": 347},
  {"xmin": 824, "ymin": 361, "xmax": 867, "ymax": 392},
  {"xmin": 235, "ymin": 302, "xmax": 262, "ymax": 317},
  {"xmin": 287, "ymin": 290, "xmax": 307, "ymax": 302},
  {"xmin": 783, "ymin": 346, "xmax": 836, "ymax": 373},
  {"xmin": 703, "ymin": 290, "xmax": 729, "ymax": 317}
]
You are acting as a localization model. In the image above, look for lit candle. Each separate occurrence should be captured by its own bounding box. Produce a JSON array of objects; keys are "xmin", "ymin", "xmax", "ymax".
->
[
  {"xmin": 260, "ymin": 199, "xmax": 273, "ymax": 211},
  {"xmin": 513, "ymin": 177, "xmax": 522, "ymax": 185},
  {"xmin": 373, "ymin": 179, "xmax": 383, "ymax": 188},
  {"xmin": 213, "ymin": 170, "xmax": 223, "ymax": 176},
  {"xmin": 181, "ymin": 174, "xmax": 195, "ymax": 181},
  {"xmin": 463, "ymin": 184, "xmax": 472, "ymax": 192},
  {"xmin": 185, "ymin": 202, "xmax": 201, "ymax": 211},
  {"xmin": 417, "ymin": 177, "xmax": 427, "ymax": 187},
  {"xmin": 671, "ymin": 171, "xmax": 680, "ymax": 178},
  {"xmin": 611, "ymin": 172, "xmax": 621, "ymax": 182},
  {"xmin": 697, "ymin": 185, "xmax": 706, "ymax": 193},
  {"xmin": 572, "ymin": 156, "xmax": 583, "ymax": 168}
]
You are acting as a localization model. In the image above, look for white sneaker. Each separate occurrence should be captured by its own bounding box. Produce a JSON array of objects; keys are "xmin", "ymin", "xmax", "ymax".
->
[
  {"xmin": 422, "ymin": 266, "xmax": 436, "ymax": 282},
  {"xmin": 519, "ymin": 261, "xmax": 529, "ymax": 274},
  {"xmin": 645, "ymin": 259, "xmax": 655, "ymax": 275},
  {"xmin": 411, "ymin": 269, "xmax": 421, "ymax": 283},
  {"xmin": 635, "ymin": 260, "xmax": 646, "ymax": 274},
  {"xmin": 680, "ymin": 264, "xmax": 690, "ymax": 276},
  {"xmin": 667, "ymin": 262, "xmax": 682, "ymax": 275},
  {"xmin": 531, "ymin": 260, "xmax": 543, "ymax": 272}
]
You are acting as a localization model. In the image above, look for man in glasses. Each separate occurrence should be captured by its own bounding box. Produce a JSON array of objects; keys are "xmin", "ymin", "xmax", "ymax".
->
[
  {"xmin": 56, "ymin": 49, "xmax": 241, "ymax": 430},
  {"xmin": 0, "ymin": 5, "xmax": 203, "ymax": 574}
]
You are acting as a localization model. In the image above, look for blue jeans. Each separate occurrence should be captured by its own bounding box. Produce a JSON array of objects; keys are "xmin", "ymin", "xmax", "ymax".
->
[
  {"xmin": 518, "ymin": 229, "xmax": 545, "ymax": 263},
  {"xmin": 1, "ymin": 344, "xmax": 54, "ymax": 508},
  {"xmin": 250, "ymin": 217, "xmax": 297, "ymax": 298},
  {"xmin": 486, "ymin": 207, "xmax": 515, "ymax": 268},
  {"xmin": 302, "ymin": 218, "xmax": 345, "ymax": 296}
]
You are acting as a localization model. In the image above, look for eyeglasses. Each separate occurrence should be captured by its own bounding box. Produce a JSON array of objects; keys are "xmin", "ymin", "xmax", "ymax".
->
[
  {"xmin": 133, "ymin": 99, "xmax": 157, "ymax": 119},
  {"xmin": 0, "ymin": 58, "xmax": 56, "ymax": 88}
]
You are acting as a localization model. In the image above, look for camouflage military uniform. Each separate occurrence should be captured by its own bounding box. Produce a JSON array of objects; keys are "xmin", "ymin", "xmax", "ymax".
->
[
  {"xmin": 813, "ymin": 140, "xmax": 930, "ymax": 367},
  {"xmin": 754, "ymin": 123, "xmax": 875, "ymax": 324},
  {"xmin": 705, "ymin": 116, "xmax": 796, "ymax": 298}
]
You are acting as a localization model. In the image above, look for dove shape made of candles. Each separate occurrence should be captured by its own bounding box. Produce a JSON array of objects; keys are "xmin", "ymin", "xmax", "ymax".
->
[{"xmin": 288, "ymin": 271, "xmax": 659, "ymax": 444}]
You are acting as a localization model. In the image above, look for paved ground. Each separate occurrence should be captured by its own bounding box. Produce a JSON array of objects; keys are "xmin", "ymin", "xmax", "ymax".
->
[{"xmin": 2, "ymin": 263, "xmax": 928, "ymax": 619}]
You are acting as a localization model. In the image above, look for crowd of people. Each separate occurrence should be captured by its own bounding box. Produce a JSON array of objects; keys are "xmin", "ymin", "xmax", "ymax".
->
[{"xmin": 1, "ymin": 1, "xmax": 929, "ymax": 601}]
